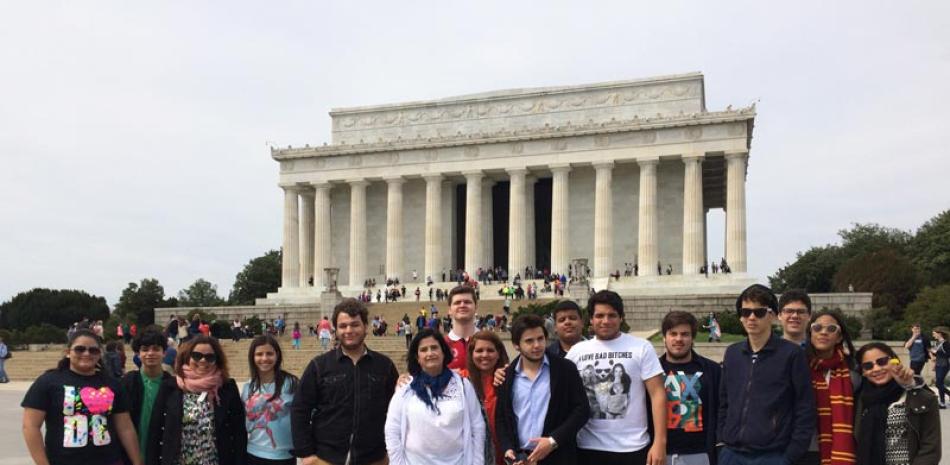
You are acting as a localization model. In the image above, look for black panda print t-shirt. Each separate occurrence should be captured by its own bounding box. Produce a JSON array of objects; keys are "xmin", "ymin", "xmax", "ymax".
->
[{"xmin": 21, "ymin": 369, "xmax": 129, "ymax": 465}]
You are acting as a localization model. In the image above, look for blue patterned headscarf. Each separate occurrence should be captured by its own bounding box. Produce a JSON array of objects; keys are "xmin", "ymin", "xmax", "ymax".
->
[{"xmin": 409, "ymin": 369, "xmax": 453, "ymax": 414}]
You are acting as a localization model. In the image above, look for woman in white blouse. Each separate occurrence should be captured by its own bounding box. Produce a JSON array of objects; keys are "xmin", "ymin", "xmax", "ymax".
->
[{"xmin": 385, "ymin": 328, "xmax": 486, "ymax": 465}]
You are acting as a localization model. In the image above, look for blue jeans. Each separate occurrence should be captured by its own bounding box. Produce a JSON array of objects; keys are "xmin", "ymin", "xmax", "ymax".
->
[
  {"xmin": 0, "ymin": 358, "xmax": 7, "ymax": 381},
  {"xmin": 936, "ymin": 364, "xmax": 949, "ymax": 405},
  {"xmin": 719, "ymin": 447, "xmax": 788, "ymax": 465}
]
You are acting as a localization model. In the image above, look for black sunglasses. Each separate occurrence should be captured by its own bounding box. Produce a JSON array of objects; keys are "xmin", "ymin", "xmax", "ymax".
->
[
  {"xmin": 739, "ymin": 307, "xmax": 772, "ymax": 318},
  {"xmin": 71, "ymin": 345, "xmax": 101, "ymax": 356},
  {"xmin": 189, "ymin": 352, "xmax": 218, "ymax": 364},
  {"xmin": 860, "ymin": 356, "xmax": 895, "ymax": 372}
]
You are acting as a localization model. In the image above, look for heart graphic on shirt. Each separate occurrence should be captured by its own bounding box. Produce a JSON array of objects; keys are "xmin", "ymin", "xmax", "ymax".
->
[{"xmin": 79, "ymin": 387, "xmax": 115, "ymax": 415}]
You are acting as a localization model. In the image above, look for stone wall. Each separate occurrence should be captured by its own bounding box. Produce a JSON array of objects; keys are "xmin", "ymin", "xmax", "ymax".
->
[
  {"xmin": 623, "ymin": 292, "xmax": 873, "ymax": 331},
  {"xmin": 155, "ymin": 304, "xmax": 323, "ymax": 326}
]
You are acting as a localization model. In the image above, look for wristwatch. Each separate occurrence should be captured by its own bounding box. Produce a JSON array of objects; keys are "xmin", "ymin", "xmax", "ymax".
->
[{"xmin": 548, "ymin": 437, "xmax": 558, "ymax": 450}]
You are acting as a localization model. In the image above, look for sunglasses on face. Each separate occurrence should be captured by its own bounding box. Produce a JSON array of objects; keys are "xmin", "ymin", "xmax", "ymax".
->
[
  {"xmin": 810, "ymin": 323, "xmax": 840, "ymax": 334},
  {"xmin": 860, "ymin": 356, "xmax": 895, "ymax": 372},
  {"xmin": 71, "ymin": 345, "xmax": 101, "ymax": 356},
  {"xmin": 189, "ymin": 352, "xmax": 218, "ymax": 364},
  {"xmin": 740, "ymin": 307, "xmax": 772, "ymax": 318}
]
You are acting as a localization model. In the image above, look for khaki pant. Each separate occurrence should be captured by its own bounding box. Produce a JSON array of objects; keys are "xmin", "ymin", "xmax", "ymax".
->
[{"xmin": 312, "ymin": 455, "xmax": 389, "ymax": 465}]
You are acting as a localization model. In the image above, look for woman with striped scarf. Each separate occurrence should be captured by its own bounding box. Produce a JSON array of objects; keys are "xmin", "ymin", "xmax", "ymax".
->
[{"xmin": 802, "ymin": 310, "xmax": 860, "ymax": 465}]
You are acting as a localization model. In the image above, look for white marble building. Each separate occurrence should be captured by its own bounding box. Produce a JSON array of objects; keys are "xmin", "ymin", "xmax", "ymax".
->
[{"xmin": 265, "ymin": 72, "xmax": 757, "ymax": 303}]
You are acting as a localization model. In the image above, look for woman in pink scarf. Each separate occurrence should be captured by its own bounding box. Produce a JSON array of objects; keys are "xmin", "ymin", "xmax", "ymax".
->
[{"xmin": 146, "ymin": 335, "xmax": 247, "ymax": 465}]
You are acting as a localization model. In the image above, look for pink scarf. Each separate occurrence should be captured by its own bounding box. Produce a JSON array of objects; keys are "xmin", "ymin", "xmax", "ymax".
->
[{"xmin": 177, "ymin": 364, "xmax": 224, "ymax": 405}]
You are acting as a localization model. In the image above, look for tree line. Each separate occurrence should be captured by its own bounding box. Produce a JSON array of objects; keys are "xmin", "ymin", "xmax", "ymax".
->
[{"xmin": 768, "ymin": 209, "xmax": 950, "ymax": 338}]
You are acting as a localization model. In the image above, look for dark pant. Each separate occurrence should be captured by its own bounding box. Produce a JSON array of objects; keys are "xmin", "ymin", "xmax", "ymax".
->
[
  {"xmin": 910, "ymin": 359, "xmax": 925, "ymax": 375},
  {"xmin": 578, "ymin": 447, "xmax": 647, "ymax": 465},
  {"xmin": 247, "ymin": 455, "xmax": 296, "ymax": 465},
  {"xmin": 936, "ymin": 364, "xmax": 949, "ymax": 404},
  {"xmin": 793, "ymin": 451, "xmax": 820, "ymax": 465},
  {"xmin": 719, "ymin": 447, "xmax": 787, "ymax": 465}
]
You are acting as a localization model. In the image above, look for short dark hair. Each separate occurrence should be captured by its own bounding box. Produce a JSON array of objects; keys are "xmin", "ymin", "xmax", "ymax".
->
[
  {"xmin": 407, "ymin": 328, "xmax": 453, "ymax": 375},
  {"xmin": 511, "ymin": 314, "xmax": 548, "ymax": 346},
  {"xmin": 448, "ymin": 285, "xmax": 477, "ymax": 304},
  {"xmin": 662, "ymin": 311, "xmax": 698, "ymax": 337},
  {"xmin": 132, "ymin": 329, "xmax": 168, "ymax": 353},
  {"xmin": 735, "ymin": 284, "xmax": 778, "ymax": 316},
  {"xmin": 779, "ymin": 289, "xmax": 812, "ymax": 313},
  {"xmin": 587, "ymin": 290, "xmax": 624, "ymax": 319},
  {"xmin": 552, "ymin": 300, "xmax": 583, "ymax": 321},
  {"xmin": 332, "ymin": 298, "xmax": 369, "ymax": 327},
  {"xmin": 855, "ymin": 341, "xmax": 898, "ymax": 366}
]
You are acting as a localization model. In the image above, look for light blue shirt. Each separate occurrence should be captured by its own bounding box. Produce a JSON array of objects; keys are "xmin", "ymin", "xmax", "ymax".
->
[
  {"xmin": 512, "ymin": 355, "xmax": 551, "ymax": 450},
  {"xmin": 242, "ymin": 380, "xmax": 295, "ymax": 460}
]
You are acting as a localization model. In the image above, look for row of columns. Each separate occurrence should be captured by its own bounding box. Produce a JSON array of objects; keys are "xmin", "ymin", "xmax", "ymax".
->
[{"xmin": 279, "ymin": 151, "xmax": 748, "ymax": 290}]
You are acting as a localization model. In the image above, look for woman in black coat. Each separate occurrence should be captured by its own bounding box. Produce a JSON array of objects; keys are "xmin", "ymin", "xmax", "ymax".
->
[{"xmin": 146, "ymin": 335, "xmax": 246, "ymax": 465}]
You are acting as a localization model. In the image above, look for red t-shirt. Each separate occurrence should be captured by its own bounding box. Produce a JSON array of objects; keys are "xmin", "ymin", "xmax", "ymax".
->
[
  {"xmin": 198, "ymin": 323, "xmax": 210, "ymax": 336},
  {"xmin": 445, "ymin": 331, "xmax": 469, "ymax": 371}
]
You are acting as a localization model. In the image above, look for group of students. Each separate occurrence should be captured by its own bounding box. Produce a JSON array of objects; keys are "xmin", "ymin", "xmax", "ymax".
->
[{"xmin": 20, "ymin": 284, "xmax": 944, "ymax": 465}]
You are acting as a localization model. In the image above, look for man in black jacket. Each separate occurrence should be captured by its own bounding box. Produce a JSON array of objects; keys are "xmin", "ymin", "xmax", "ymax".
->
[
  {"xmin": 659, "ymin": 311, "xmax": 721, "ymax": 465},
  {"xmin": 496, "ymin": 314, "xmax": 589, "ymax": 465},
  {"xmin": 120, "ymin": 329, "xmax": 172, "ymax": 465},
  {"xmin": 292, "ymin": 298, "xmax": 399, "ymax": 465},
  {"xmin": 718, "ymin": 284, "xmax": 815, "ymax": 465}
]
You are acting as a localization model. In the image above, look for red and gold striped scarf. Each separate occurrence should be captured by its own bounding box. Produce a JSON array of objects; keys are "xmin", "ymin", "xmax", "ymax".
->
[{"xmin": 810, "ymin": 348, "xmax": 856, "ymax": 465}]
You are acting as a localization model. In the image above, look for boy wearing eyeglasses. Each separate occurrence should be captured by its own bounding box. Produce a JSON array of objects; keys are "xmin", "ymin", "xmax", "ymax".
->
[
  {"xmin": 777, "ymin": 289, "xmax": 811, "ymax": 348},
  {"xmin": 717, "ymin": 284, "xmax": 815, "ymax": 465}
]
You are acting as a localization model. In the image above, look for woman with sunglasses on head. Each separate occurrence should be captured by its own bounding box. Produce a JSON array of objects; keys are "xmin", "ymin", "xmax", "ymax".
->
[
  {"xmin": 242, "ymin": 335, "xmax": 298, "ymax": 465},
  {"xmin": 21, "ymin": 329, "xmax": 143, "ymax": 465},
  {"xmin": 854, "ymin": 342, "xmax": 941, "ymax": 465},
  {"xmin": 799, "ymin": 310, "xmax": 860, "ymax": 465},
  {"xmin": 147, "ymin": 335, "xmax": 247, "ymax": 465}
]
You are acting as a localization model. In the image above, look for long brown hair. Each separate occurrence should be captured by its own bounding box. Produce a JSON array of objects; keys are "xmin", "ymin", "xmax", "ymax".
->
[
  {"xmin": 466, "ymin": 330, "xmax": 509, "ymax": 401},
  {"xmin": 175, "ymin": 335, "xmax": 230, "ymax": 379}
]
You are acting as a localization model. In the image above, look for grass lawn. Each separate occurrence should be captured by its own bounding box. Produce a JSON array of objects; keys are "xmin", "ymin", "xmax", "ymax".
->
[{"xmin": 649, "ymin": 330, "xmax": 746, "ymax": 343}]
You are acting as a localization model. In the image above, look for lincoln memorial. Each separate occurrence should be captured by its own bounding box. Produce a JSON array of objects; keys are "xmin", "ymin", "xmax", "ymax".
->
[{"xmin": 261, "ymin": 72, "xmax": 762, "ymax": 303}]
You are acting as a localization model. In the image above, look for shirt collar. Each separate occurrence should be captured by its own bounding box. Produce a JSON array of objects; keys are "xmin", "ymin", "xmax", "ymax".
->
[{"xmin": 335, "ymin": 345, "xmax": 370, "ymax": 361}]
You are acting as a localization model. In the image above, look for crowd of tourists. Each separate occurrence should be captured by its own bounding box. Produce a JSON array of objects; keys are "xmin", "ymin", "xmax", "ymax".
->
[{"xmin": 18, "ymin": 284, "xmax": 946, "ymax": 465}]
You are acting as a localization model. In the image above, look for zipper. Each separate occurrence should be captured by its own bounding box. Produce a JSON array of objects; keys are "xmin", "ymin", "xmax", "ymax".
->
[{"xmin": 736, "ymin": 354, "xmax": 757, "ymax": 442}]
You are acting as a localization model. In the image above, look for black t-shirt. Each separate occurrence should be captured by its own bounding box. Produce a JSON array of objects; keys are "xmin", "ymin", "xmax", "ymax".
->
[
  {"xmin": 21, "ymin": 369, "xmax": 129, "ymax": 465},
  {"xmin": 660, "ymin": 358, "xmax": 709, "ymax": 455}
]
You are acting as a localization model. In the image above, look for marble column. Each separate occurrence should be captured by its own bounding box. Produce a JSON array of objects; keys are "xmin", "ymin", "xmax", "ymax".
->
[
  {"xmin": 299, "ymin": 190, "xmax": 315, "ymax": 286},
  {"xmin": 385, "ymin": 177, "xmax": 405, "ymax": 281},
  {"xmin": 507, "ymin": 168, "xmax": 527, "ymax": 280},
  {"xmin": 726, "ymin": 151, "xmax": 749, "ymax": 273},
  {"xmin": 281, "ymin": 187, "xmax": 300, "ymax": 288},
  {"xmin": 682, "ymin": 154, "xmax": 705, "ymax": 275},
  {"xmin": 549, "ymin": 165, "xmax": 571, "ymax": 276},
  {"xmin": 464, "ymin": 171, "xmax": 484, "ymax": 275},
  {"xmin": 482, "ymin": 179, "xmax": 495, "ymax": 270},
  {"xmin": 593, "ymin": 162, "xmax": 614, "ymax": 277},
  {"xmin": 312, "ymin": 183, "xmax": 332, "ymax": 289},
  {"xmin": 526, "ymin": 176, "xmax": 537, "ymax": 271},
  {"xmin": 637, "ymin": 158, "xmax": 659, "ymax": 276},
  {"xmin": 424, "ymin": 174, "xmax": 443, "ymax": 282},
  {"xmin": 348, "ymin": 180, "xmax": 368, "ymax": 287}
]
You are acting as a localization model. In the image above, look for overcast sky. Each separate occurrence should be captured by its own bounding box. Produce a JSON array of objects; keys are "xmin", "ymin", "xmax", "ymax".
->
[{"xmin": 2, "ymin": 1, "xmax": 948, "ymax": 306}]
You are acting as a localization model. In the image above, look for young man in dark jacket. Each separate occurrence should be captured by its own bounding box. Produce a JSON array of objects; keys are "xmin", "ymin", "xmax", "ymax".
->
[
  {"xmin": 659, "ymin": 311, "xmax": 721, "ymax": 465},
  {"xmin": 120, "ymin": 329, "xmax": 172, "ymax": 465},
  {"xmin": 291, "ymin": 298, "xmax": 399, "ymax": 465},
  {"xmin": 496, "ymin": 314, "xmax": 590, "ymax": 465},
  {"xmin": 718, "ymin": 284, "xmax": 815, "ymax": 465}
]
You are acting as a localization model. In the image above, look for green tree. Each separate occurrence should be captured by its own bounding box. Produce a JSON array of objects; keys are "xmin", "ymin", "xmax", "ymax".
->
[
  {"xmin": 229, "ymin": 250, "xmax": 282, "ymax": 305},
  {"xmin": 832, "ymin": 249, "xmax": 920, "ymax": 315},
  {"xmin": 902, "ymin": 284, "xmax": 950, "ymax": 332},
  {"xmin": 0, "ymin": 288, "xmax": 109, "ymax": 330},
  {"xmin": 908, "ymin": 210, "xmax": 950, "ymax": 287},
  {"xmin": 768, "ymin": 245, "xmax": 844, "ymax": 293},
  {"xmin": 178, "ymin": 278, "xmax": 225, "ymax": 307},
  {"xmin": 838, "ymin": 223, "xmax": 912, "ymax": 259},
  {"xmin": 114, "ymin": 279, "xmax": 178, "ymax": 326}
]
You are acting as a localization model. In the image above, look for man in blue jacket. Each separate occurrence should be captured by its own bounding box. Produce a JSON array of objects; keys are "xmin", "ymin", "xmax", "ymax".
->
[{"xmin": 717, "ymin": 284, "xmax": 815, "ymax": 465}]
